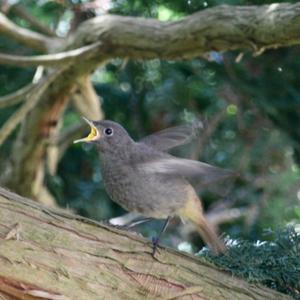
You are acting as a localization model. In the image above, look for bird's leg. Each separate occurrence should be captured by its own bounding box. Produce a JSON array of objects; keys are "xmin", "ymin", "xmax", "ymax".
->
[
  {"xmin": 152, "ymin": 217, "xmax": 171, "ymax": 257},
  {"xmin": 125, "ymin": 217, "xmax": 153, "ymax": 229}
]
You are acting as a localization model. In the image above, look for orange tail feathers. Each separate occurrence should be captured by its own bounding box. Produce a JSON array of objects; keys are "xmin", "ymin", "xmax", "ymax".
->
[
  {"xmin": 192, "ymin": 216, "xmax": 226, "ymax": 255},
  {"xmin": 178, "ymin": 193, "xmax": 226, "ymax": 255}
]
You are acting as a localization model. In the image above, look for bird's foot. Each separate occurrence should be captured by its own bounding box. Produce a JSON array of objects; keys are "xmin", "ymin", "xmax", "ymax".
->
[
  {"xmin": 151, "ymin": 236, "xmax": 160, "ymax": 257},
  {"xmin": 150, "ymin": 217, "xmax": 171, "ymax": 257}
]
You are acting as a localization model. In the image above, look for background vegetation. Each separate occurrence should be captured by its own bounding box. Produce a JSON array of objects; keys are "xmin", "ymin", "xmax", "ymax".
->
[{"xmin": 0, "ymin": 1, "xmax": 299, "ymax": 292}]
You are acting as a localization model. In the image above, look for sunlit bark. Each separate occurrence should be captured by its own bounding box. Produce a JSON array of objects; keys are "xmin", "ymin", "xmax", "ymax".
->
[{"xmin": 0, "ymin": 188, "xmax": 291, "ymax": 300}]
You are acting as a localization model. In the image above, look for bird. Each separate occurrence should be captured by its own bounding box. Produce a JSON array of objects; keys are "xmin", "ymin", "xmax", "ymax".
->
[{"xmin": 74, "ymin": 118, "xmax": 234, "ymax": 255}]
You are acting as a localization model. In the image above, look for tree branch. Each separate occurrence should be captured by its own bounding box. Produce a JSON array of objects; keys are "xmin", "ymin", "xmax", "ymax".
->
[
  {"xmin": 0, "ymin": 42, "xmax": 102, "ymax": 67},
  {"xmin": 70, "ymin": 3, "xmax": 300, "ymax": 60},
  {"xmin": 72, "ymin": 75, "xmax": 103, "ymax": 121},
  {"xmin": 2, "ymin": 3, "xmax": 299, "ymax": 67},
  {"xmin": 0, "ymin": 187, "xmax": 291, "ymax": 300},
  {"xmin": 0, "ymin": 12, "xmax": 60, "ymax": 51}
]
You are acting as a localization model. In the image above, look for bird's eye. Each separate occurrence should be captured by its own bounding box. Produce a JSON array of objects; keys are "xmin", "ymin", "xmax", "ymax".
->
[{"xmin": 104, "ymin": 128, "xmax": 113, "ymax": 136}]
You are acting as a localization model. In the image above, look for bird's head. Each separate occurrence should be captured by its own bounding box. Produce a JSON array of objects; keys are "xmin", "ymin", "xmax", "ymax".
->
[{"xmin": 74, "ymin": 118, "xmax": 133, "ymax": 153}]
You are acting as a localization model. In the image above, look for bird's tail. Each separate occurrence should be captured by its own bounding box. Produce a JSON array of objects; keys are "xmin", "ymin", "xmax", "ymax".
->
[
  {"xmin": 191, "ymin": 215, "xmax": 226, "ymax": 255},
  {"xmin": 178, "ymin": 193, "xmax": 226, "ymax": 255}
]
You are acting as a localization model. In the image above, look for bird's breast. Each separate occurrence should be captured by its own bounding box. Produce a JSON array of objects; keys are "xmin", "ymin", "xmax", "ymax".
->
[
  {"xmin": 101, "ymin": 160, "xmax": 134, "ymax": 201},
  {"xmin": 100, "ymin": 159, "xmax": 191, "ymax": 218}
]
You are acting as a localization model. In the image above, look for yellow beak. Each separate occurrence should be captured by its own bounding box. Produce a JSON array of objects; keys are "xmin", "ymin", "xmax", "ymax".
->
[{"xmin": 73, "ymin": 117, "xmax": 100, "ymax": 144}]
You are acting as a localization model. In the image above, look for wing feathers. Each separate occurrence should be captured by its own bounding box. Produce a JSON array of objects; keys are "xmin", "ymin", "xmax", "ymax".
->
[
  {"xmin": 139, "ymin": 121, "xmax": 202, "ymax": 151},
  {"xmin": 136, "ymin": 157, "xmax": 235, "ymax": 185}
]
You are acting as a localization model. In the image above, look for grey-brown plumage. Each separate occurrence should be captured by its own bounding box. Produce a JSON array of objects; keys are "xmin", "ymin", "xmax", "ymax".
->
[{"xmin": 75, "ymin": 119, "xmax": 235, "ymax": 254}]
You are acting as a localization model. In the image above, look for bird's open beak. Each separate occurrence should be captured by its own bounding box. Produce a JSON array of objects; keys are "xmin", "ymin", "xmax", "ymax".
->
[{"xmin": 73, "ymin": 117, "xmax": 100, "ymax": 144}]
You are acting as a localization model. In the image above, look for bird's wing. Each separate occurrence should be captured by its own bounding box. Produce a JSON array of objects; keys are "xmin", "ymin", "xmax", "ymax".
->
[
  {"xmin": 135, "ymin": 156, "xmax": 235, "ymax": 186},
  {"xmin": 131, "ymin": 144, "xmax": 236, "ymax": 188},
  {"xmin": 139, "ymin": 121, "xmax": 202, "ymax": 152}
]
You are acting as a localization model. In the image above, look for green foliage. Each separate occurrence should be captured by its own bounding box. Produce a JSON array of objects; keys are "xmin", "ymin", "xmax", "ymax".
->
[{"xmin": 202, "ymin": 226, "xmax": 300, "ymax": 298}]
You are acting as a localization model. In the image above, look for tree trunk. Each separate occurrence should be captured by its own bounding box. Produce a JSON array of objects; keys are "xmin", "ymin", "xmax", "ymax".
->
[{"xmin": 0, "ymin": 187, "xmax": 291, "ymax": 300}]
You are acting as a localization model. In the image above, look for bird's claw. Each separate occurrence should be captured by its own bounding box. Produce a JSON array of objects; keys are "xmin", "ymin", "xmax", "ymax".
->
[{"xmin": 151, "ymin": 236, "xmax": 160, "ymax": 257}]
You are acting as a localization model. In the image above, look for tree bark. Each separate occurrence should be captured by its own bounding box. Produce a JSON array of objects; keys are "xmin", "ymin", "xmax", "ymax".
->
[
  {"xmin": 0, "ymin": 187, "xmax": 291, "ymax": 300},
  {"xmin": 70, "ymin": 3, "xmax": 300, "ymax": 60}
]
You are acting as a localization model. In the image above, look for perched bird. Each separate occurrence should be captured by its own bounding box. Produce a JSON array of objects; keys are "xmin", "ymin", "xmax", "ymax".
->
[{"xmin": 74, "ymin": 118, "xmax": 234, "ymax": 255}]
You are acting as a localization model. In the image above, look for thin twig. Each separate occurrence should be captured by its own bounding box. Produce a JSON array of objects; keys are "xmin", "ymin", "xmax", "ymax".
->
[{"xmin": 0, "ymin": 41, "xmax": 102, "ymax": 67}]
